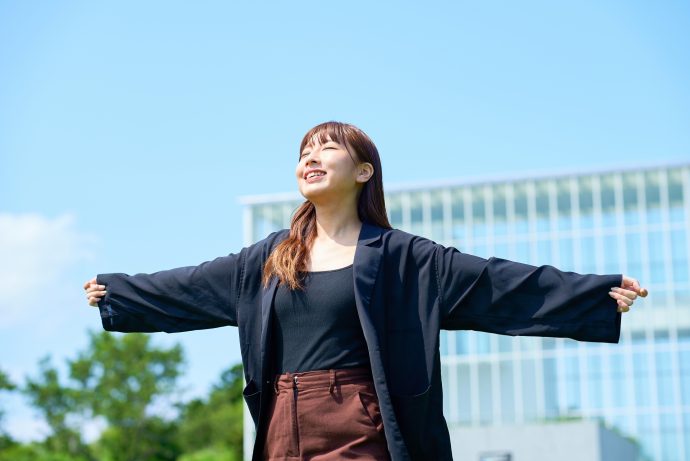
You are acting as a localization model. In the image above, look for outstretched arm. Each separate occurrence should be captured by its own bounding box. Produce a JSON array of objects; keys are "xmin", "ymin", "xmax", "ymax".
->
[
  {"xmin": 436, "ymin": 245, "xmax": 646, "ymax": 343},
  {"xmin": 84, "ymin": 252, "xmax": 244, "ymax": 333}
]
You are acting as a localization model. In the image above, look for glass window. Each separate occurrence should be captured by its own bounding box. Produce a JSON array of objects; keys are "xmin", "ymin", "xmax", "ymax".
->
[
  {"xmin": 600, "ymin": 176, "xmax": 617, "ymax": 228},
  {"xmin": 655, "ymin": 330, "xmax": 670, "ymax": 344},
  {"xmin": 450, "ymin": 189, "xmax": 465, "ymax": 221},
  {"xmin": 680, "ymin": 350, "xmax": 690, "ymax": 406},
  {"xmin": 478, "ymin": 363, "xmax": 493, "ymax": 424},
  {"xmin": 656, "ymin": 350, "xmax": 674, "ymax": 407},
  {"xmin": 622, "ymin": 174, "xmax": 640, "ymax": 225},
  {"xmin": 543, "ymin": 358, "xmax": 559, "ymax": 418},
  {"xmin": 522, "ymin": 359, "xmax": 537, "ymax": 421},
  {"xmin": 474, "ymin": 243, "xmax": 489, "ymax": 259},
  {"xmin": 645, "ymin": 171, "xmax": 662, "ymax": 224},
  {"xmin": 494, "ymin": 243, "xmax": 509, "ymax": 259},
  {"xmin": 557, "ymin": 183, "xmax": 572, "ymax": 231},
  {"xmin": 499, "ymin": 360, "xmax": 515, "ymax": 423},
  {"xmin": 457, "ymin": 364, "xmax": 471, "ymax": 424},
  {"xmin": 660, "ymin": 413, "xmax": 679, "ymax": 461},
  {"xmin": 603, "ymin": 234, "xmax": 620, "ymax": 274},
  {"xmin": 587, "ymin": 354, "xmax": 603, "ymax": 409},
  {"xmin": 410, "ymin": 201, "xmax": 423, "ymax": 224},
  {"xmin": 668, "ymin": 170, "xmax": 685, "ymax": 223},
  {"xmin": 498, "ymin": 334, "xmax": 515, "ymax": 354},
  {"xmin": 648, "ymin": 231, "xmax": 667, "ymax": 284},
  {"xmin": 625, "ymin": 233, "xmax": 643, "ymax": 280},
  {"xmin": 536, "ymin": 239, "xmax": 551, "ymax": 266},
  {"xmin": 456, "ymin": 332, "xmax": 469, "ymax": 355},
  {"xmin": 474, "ymin": 332, "xmax": 491, "ymax": 355},
  {"xmin": 631, "ymin": 331, "xmax": 647, "ymax": 345},
  {"xmin": 564, "ymin": 355, "xmax": 581, "ymax": 412},
  {"xmin": 542, "ymin": 338, "xmax": 556, "ymax": 350},
  {"xmin": 431, "ymin": 197, "xmax": 444, "ymax": 221},
  {"xmin": 441, "ymin": 363, "xmax": 451, "ymax": 416},
  {"xmin": 636, "ymin": 415, "xmax": 657, "ymax": 461},
  {"xmin": 578, "ymin": 178, "xmax": 594, "ymax": 229},
  {"xmin": 515, "ymin": 239, "xmax": 531, "ymax": 265},
  {"xmin": 685, "ymin": 414, "xmax": 690, "ymax": 461},
  {"xmin": 632, "ymin": 350, "xmax": 651, "ymax": 407},
  {"xmin": 493, "ymin": 187, "xmax": 508, "ymax": 237},
  {"xmin": 514, "ymin": 185, "xmax": 529, "ymax": 234},
  {"xmin": 678, "ymin": 328, "xmax": 690, "ymax": 345},
  {"xmin": 536, "ymin": 186, "xmax": 550, "ymax": 233},
  {"xmin": 581, "ymin": 237, "xmax": 597, "ymax": 274},
  {"xmin": 609, "ymin": 353, "xmax": 627, "ymax": 408},
  {"xmin": 431, "ymin": 192, "xmax": 445, "ymax": 242},
  {"xmin": 559, "ymin": 237, "xmax": 575, "ymax": 271},
  {"xmin": 389, "ymin": 201, "xmax": 403, "ymax": 227},
  {"xmin": 671, "ymin": 230, "xmax": 689, "ymax": 283},
  {"xmin": 440, "ymin": 331, "xmax": 449, "ymax": 356},
  {"xmin": 472, "ymin": 189, "xmax": 487, "ymax": 240}
]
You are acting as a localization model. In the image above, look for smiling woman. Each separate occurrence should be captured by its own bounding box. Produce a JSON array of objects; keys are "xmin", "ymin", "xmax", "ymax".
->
[{"xmin": 84, "ymin": 120, "xmax": 646, "ymax": 461}]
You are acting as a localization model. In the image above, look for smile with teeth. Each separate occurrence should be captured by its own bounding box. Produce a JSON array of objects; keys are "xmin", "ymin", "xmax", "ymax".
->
[{"xmin": 306, "ymin": 171, "xmax": 326, "ymax": 180}]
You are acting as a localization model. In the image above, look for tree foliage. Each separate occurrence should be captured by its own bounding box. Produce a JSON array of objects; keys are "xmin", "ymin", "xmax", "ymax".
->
[{"xmin": 0, "ymin": 332, "xmax": 246, "ymax": 461}]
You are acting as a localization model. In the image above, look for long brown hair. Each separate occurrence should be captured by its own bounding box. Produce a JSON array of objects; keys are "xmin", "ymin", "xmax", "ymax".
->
[{"xmin": 262, "ymin": 121, "xmax": 392, "ymax": 289}]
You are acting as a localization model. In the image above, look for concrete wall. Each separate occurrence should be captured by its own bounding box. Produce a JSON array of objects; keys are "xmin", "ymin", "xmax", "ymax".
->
[{"xmin": 449, "ymin": 420, "xmax": 639, "ymax": 461}]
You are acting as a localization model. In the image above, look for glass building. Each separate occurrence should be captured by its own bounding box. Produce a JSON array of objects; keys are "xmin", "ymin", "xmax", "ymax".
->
[{"xmin": 240, "ymin": 163, "xmax": 690, "ymax": 461}]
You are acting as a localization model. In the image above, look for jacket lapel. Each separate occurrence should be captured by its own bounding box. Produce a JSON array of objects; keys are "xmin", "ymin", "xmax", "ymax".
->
[
  {"xmin": 353, "ymin": 222, "xmax": 384, "ymax": 327},
  {"xmin": 259, "ymin": 275, "xmax": 279, "ymax": 384}
]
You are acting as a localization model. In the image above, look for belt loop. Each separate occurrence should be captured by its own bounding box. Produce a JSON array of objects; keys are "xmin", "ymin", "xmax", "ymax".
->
[
  {"xmin": 274, "ymin": 375, "xmax": 279, "ymax": 395},
  {"xmin": 329, "ymin": 369, "xmax": 336, "ymax": 394}
]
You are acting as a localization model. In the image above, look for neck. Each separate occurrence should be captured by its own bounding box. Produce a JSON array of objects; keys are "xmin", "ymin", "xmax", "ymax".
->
[{"xmin": 312, "ymin": 200, "xmax": 362, "ymax": 244}]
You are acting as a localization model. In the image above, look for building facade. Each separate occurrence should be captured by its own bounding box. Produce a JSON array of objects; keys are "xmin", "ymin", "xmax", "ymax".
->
[{"xmin": 240, "ymin": 163, "xmax": 690, "ymax": 461}]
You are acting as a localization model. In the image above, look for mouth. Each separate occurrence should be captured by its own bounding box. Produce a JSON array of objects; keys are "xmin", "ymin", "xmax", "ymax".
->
[{"xmin": 304, "ymin": 170, "xmax": 326, "ymax": 183}]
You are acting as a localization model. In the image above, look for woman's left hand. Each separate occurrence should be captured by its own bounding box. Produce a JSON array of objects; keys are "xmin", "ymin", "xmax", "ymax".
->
[{"xmin": 609, "ymin": 275, "xmax": 648, "ymax": 313}]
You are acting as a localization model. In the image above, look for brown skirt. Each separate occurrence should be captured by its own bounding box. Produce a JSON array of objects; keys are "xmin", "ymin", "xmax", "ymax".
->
[{"xmin": 262, "ymin": 366, "xmax": 391, "ymax": 461}]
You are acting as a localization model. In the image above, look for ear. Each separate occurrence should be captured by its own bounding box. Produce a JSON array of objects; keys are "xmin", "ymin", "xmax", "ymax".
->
[{"xmin": 356, "ymin": 162, "xmax": 374, "ymax": 184}]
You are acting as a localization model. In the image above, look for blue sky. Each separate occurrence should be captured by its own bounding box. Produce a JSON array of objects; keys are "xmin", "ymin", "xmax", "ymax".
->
[{"xmin": 1, "ymin": 0, "xmax": 688, "ymax": 440}]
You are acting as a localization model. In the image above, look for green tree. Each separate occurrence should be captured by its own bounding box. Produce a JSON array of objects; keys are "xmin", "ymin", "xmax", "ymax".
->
[
  {"xmin": 23, "ymin": 357, "xmax": 88, "ymax": 458},
  {"xmin": 176, "ymin": 363, "xmax": 244, "ymax": 461},
  {"xmin": 69, "ymin": 331, "xmax": 185, "ymax": 461},
  {"xmin": 0, "ymin": 368, "xmax": 16, "ymax": 451}
]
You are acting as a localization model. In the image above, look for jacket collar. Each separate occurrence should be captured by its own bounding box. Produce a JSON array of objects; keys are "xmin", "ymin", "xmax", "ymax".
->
[{"xmin": 357, "ymin": 220, "xmax": 384, "ymax": 246}]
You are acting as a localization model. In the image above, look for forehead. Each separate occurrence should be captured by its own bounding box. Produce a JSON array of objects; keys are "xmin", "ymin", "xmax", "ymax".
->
[{"xmin": 302, "ymin": 131, "xmax": 345, "ymax": 152}]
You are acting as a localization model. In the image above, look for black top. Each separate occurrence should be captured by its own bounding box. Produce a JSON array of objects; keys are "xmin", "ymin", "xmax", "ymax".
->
[{"xmin": 270, "ymin": 264, "xmax": 370, "ymax": 375}]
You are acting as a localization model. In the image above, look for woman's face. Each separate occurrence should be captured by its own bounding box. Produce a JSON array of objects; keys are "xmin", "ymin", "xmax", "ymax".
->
[{"xmin": 295, "ymin": 134, "xmax": 370, "ymax": 203}]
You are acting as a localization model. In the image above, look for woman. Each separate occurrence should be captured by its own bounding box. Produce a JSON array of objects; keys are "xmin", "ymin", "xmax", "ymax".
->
[{"xmin": 84, "ymin": 121, "xmax": 646, "ymax": 461}]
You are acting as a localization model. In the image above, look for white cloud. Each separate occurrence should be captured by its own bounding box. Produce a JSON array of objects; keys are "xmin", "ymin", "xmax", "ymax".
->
[{"xmin": 0, "ymin": 212, "xmax": 97, "ymax": 327}]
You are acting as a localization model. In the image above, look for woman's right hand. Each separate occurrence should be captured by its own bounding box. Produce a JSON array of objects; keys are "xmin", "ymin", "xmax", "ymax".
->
[{"xmin": 83, "ymin": 276, "xmax": 107, "ymax": 307}]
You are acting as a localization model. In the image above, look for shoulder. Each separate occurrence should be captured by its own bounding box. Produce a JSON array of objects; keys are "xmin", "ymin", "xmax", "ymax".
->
[
  {"xmin": 238, "ymin": 228, "xmax": 290, "ymax": 261},
  {"xmin": 377, "ymin": 227, "xmax": 443, "ymax": 263}
]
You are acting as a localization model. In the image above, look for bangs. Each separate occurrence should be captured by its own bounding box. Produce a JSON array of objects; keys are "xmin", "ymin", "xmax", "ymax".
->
[{"xmin": 298, "ymin": 121, "xmax": 350, "ymax": 159}]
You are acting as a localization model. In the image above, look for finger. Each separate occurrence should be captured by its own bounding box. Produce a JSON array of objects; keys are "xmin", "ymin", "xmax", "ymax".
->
[
  {"xmin": 611, "ymin": 287, "xmax": 638, "ymax": 300},
  {"xmin": 621, "ymin": 275, "xmax": 647, "ymax": 297},
  {"xmin": 622, "ymin": 275, "xmax": 640, "ymax": 290},
  {"xmin": 617, "ymin": 303, "xmax": 630, "ymax": 313},
  {"xmin": 83, "ymin": 277, "xmax": 96, "ymax": 290},
  {"xmin": 609, "ymin": 291, "xmax": 633, "ymax": 306},
  {"xmin": 85, "ymin": 286, "xmax": 106, "ymax": 294}
]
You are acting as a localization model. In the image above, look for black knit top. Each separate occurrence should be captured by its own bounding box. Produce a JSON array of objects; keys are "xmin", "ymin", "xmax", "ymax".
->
[{"xmin": 270, "ymin": 264, "xmax": 370, "ymax": 375}]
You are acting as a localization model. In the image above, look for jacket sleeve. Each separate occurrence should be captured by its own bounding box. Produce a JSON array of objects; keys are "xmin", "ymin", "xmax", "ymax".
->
[
  {"xmin": 435, "ymin": 244, "xmax": 623, "ymax": 343},
  {"xmin": 96, "ymin": 251, "xmax": 245, "ymax": 333}
]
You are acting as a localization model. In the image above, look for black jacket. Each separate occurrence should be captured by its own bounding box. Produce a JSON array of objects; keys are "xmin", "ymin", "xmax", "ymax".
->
[{"xmin": 96, "ymin": 221, "xmax": 622, "ymax": 460}]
